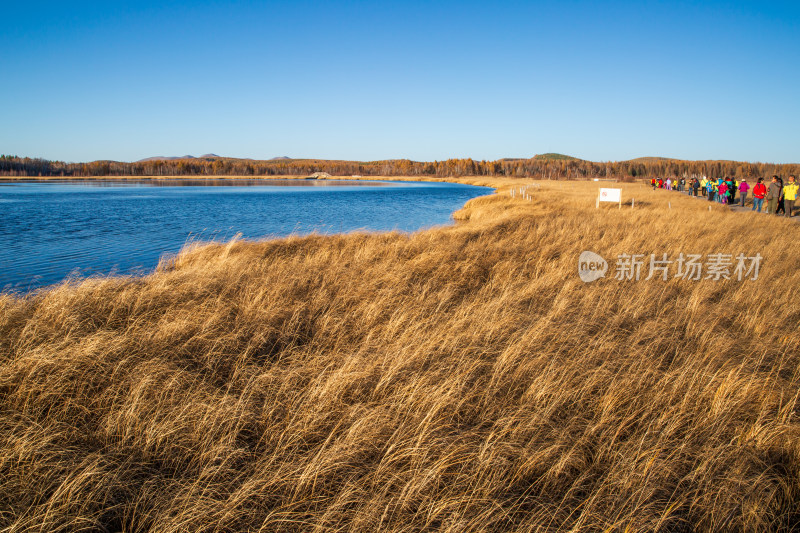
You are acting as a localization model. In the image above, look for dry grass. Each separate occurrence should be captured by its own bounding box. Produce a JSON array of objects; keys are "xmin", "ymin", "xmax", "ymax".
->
[{"xmin": 1, "ymin": 179, "xmax": 799, "ymax": 532}]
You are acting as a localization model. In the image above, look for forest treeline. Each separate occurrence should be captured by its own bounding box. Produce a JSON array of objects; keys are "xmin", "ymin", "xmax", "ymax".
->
[{"xmin": 1, "ymin": 154, "xmax": 798, "ymax": 181}]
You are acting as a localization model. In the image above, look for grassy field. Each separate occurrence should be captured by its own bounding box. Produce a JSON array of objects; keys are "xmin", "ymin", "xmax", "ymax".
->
[{"xmin": 1, "ymin": 179, "xmax": 798, "ymax": 532}]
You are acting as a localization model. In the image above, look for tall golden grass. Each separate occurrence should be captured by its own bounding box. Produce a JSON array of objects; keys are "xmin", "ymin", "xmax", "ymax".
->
[{"xmin": 1, "ymin": 179, "xmax": 798, "ymax": 532}]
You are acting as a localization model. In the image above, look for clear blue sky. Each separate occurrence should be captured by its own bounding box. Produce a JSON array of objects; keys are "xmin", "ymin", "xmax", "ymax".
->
[{"xmin": 2, "ymin": 1, "xmax": 798, "ymax": 163}]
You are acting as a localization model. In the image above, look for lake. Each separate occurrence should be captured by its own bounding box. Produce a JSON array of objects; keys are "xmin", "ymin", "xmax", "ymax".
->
[{"xmin": 0, "ymin": 179, "xmax": 490, "ymax": 292}]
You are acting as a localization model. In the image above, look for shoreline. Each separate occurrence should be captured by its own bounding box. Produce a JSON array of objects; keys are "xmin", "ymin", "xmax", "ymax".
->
[
  {"xmin": 0, "ymin": 173, "xmax": 509, "ymax": 190},
  {"xmin": 0, "ymin": 176, "xmax": 499, "ymax": 295}
]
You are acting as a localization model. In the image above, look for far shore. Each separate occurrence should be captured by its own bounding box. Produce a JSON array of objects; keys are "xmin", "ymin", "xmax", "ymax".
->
[
  {"xmin": 0, "ymin": 175, "xmax": 458, "ymax": 181},
  {"xmin": 0, "ymin": 174, "xmax": 512, "ymax": 196}
]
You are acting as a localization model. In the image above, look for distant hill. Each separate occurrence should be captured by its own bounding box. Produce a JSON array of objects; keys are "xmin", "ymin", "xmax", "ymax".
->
[
  {"xmin": 137, "ymin": 154, "xmax": 220, "ymax": 162},
  {"xmin": 137, "ymin": 155, "xmax": 194, "ymax": 162},
  {"xmin": 628, "ymin": 157, "xmax": 739, "ymax": 164},
  {"xmin": 627, "ymin": 157, "xmax": 675, "ymax": 163},
  {"xmin": 270, "ymin": 156, "xmax": 292, "ymax": 161},
  {"xmin": 533, "ymin": 153, "xmax": 580, "ymax": 161}
]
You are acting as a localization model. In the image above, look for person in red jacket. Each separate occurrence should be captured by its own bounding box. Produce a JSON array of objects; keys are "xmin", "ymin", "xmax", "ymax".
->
[{"xmin": 751, "ymin": 177, "xmax": 767, "ymax": 212}]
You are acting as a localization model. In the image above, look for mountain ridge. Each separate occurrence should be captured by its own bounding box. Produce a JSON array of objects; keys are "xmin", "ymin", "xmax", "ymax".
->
[{"xmin": 137, "ymin": 154, "xmax": 221, "ymax": 162}]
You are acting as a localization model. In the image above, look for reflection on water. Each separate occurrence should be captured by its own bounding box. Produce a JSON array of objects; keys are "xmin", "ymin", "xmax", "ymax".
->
[{"xmin": 0, "ymin": 179, "xmax": 489, "ymax": 293}]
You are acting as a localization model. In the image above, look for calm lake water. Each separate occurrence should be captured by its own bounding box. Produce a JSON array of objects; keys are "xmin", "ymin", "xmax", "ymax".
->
[{"xmin": 0, "ymin": 179, "xmax": 490, "ymax": 292}]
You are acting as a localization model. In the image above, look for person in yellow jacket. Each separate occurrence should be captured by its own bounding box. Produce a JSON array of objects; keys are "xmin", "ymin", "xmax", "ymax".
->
[{"xmin": 784, "ymin": 175, "xmax": 798, "ymax": 218}]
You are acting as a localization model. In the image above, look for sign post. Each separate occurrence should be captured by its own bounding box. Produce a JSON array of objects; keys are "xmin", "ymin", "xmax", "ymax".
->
[{"xmin": 597, "ymin": 188, "xmax": 622, "ymax": 209}]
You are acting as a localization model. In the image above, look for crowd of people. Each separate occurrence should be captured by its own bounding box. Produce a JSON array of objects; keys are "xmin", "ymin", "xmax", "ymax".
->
[{"xmin": 650, "ymin": 175, "xmax": 798, "ymax": 217}]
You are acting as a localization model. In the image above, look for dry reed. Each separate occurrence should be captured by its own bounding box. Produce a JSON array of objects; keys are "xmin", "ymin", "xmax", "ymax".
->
[{"xmin": 1, "ymin": 179, "xmax": 798, "ymax": 532}]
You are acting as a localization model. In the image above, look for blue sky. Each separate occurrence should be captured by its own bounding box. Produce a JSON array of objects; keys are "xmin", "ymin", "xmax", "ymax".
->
[{"xmin": 2, "ymin": 1, "xmax": 798, "ymax": 163}]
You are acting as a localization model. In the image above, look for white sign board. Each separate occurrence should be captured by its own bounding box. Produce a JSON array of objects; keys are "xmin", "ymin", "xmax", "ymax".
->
[
  {"xmin": 599, "ymin": 188, "xmax": 621, "ymax": 202},
  {"xmin": 596, "ymin": 187, "xmax": 622, "ymax": 209}
]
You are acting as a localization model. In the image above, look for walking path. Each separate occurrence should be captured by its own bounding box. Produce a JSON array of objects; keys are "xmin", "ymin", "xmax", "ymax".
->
[
  {"xmin": 726, "ymin": 202, "xmax": 797, "ymax": 222},
  {"xmin": 673, "ymin": 189, "xmax": 799, "ymax": 222}
]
